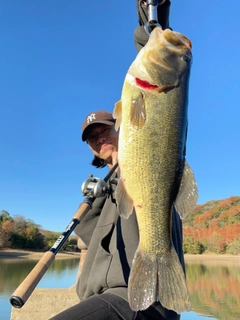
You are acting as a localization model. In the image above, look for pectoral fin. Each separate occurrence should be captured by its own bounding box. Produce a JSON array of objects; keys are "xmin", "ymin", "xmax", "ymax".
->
[
  {"xmin": 174, "ymin": 161, "xmax": 198, "ymax": 218},
  {"xmin": 115, "ymin": 178, "xmax": 134, "ymax": 219},
  {"xmin": 130, "ymin": 92, "xmax": 146, "ymax": 128},
  {"xmin": 113, "ymin": 100, "xmax": 122, "ymax": 131}
]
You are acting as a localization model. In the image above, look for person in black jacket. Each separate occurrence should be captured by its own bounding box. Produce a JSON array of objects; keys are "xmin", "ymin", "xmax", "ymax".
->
[
  {"xmin": 50, "ymin": 2, "xmax": 184, "ymax": 319},
  {"xmin": 50, "ymin": 109, "xmax": 183, "ymax": 320}
]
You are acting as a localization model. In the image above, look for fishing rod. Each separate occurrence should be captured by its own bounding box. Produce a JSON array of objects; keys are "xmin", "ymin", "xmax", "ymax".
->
[
  {"xmin": 144, "ymin": 0, "xmax": 165, "ymax": 34},
  {"xmin": 10, "ymin": 162, "xmax": 118, "ymax": 309}
]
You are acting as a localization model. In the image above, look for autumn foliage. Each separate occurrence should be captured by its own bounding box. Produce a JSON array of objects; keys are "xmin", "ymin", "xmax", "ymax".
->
[
  {"xmin": 0, "ymin": 210, "xmax": 78, "ymax": 251},
  {"xmin": 183, "ymin": 196, "xmax": 240, "ymax": 254},
  {"xmin": 186, "ymin": 262, "xmax": 240, "ymax": 319},
  {"xmin": 1, "ymin": 196, "xmax": 240, "ymax": 254}
]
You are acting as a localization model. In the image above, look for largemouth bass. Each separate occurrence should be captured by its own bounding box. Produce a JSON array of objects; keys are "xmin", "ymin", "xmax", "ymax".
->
[{"xmin": 113, "ymin": 27, "xmax": 198, "ymax": 314}]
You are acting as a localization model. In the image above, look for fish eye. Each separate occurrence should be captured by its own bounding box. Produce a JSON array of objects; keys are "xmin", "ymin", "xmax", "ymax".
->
[{"xmin": 181, "ymin": 54, "xmax": 191, "ymax": 62}]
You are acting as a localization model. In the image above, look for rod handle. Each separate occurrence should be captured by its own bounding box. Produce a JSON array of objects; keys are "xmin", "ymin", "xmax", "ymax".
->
[{"xmin": 10, "ymin": 251, "xmax": 55, "ymax": 308}]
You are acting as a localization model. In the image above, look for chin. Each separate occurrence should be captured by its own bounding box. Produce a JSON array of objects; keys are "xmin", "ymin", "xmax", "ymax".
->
[{"xmin": 101, "ymin": 146, "xmax": 115, "ymax": 157}]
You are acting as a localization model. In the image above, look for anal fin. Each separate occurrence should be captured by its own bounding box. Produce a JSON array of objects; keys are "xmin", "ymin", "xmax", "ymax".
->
[{"xmin": 174, "ymin": 161, "xmax": 198, "ymax": 218}]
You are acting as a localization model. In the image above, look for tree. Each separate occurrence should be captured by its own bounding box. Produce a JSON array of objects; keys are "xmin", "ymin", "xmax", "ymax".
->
[
  {"xmin": 226, "ymin": 238, "xmax": 240, "ymax": 255},
  {"xmin": 10, "ymin": 215, "xmax": 44, "ymax": 249},
  {"xmin": 0, "ymin": 210, "xmax": 11, "ymax": 225},
  {"xmin": 12, "ymin": 215, "xmax": 27, "ymax": 233},
  {"xmin": 0, "ymin": 219, "xmax": 14, "ymax": 248},
  {"xmin": 183, "ymin": 235, "xmax": 205, "ymax": 254}
]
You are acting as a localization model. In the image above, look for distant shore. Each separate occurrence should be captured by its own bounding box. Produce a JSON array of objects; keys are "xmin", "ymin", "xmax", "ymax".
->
[
  {"xmin": 0, "ymin": 249, "xmax": 80, "ymax": 260},
  {"xmin": 184, "ymin": 253, "xmax": 240, "ymax": 263},
  {"xmin": 0, "ymin": 249, "xmax": 239, "ymax": 262}
]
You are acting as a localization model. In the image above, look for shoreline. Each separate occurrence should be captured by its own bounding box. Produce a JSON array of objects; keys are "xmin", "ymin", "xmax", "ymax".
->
[
  {"xmin": 184, "ymin": 253, "xmax": 240, "ymax": 263},
  {"xmin": 0, "ymin": 249, "xmax": 80, "ymax": 260},
  {"xmin": 1, "ymin": 249, "xmax": 239, "ymax": 262}
]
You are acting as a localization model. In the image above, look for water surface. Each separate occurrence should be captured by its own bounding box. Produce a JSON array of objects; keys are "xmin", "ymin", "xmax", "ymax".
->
[
  {"xmin": 0, "ymin": 256, "xmax": 79, "ymax": 320},
  {"xmin": 0, "ymin": 255, "xmax": 239, "ymax": 320}
]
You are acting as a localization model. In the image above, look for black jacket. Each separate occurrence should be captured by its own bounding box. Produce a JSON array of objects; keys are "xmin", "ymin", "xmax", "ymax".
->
[{"xmin": 74, "ymin": 185, "xmax": 184, "ymax": 304}]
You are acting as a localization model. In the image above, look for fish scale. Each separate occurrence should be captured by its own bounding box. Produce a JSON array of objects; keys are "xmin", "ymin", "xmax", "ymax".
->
[{"xmin": 113, "ymin": 27, "xmax": 198, "ymax": 314}]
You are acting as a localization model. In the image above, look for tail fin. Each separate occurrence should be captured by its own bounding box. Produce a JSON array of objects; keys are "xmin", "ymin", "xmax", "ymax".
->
[{"xmin": 128, "ymin": 247, "xmax": 191, "ymax": 314}]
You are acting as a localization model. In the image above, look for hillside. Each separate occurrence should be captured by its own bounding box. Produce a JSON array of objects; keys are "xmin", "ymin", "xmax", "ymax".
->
[
  {"xmin": 0, "ymin": 211, "xmax": 78, "ymax": 251},
  {"xmin": 182, "ymin": 196, "xmax": 240, "ymax": 254},
  {"xmin": 1, "ymin": 196, "xmax": 240, "ymax": 254}
]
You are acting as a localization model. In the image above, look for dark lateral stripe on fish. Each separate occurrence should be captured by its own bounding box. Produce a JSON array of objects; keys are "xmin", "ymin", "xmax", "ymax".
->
[{"xmin": 135, "ymin": 78, "xmax": 158, "ymax": 90}]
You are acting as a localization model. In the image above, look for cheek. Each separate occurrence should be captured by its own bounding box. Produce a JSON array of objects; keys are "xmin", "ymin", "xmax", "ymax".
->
[
  {"xmin": 113, "ymin": 139, "xmax": 119, "ymax": 150},
  {"xmin": 89, "ymin": 144, "xmax": 98, "ymax": 154},
  {"xmin": 111, "ymin": 132, "xmax": 119, "ymax": 143}
]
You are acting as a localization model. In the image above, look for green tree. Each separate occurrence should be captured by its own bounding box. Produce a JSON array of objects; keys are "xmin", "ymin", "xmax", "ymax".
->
[
  {"xmin": 10, "ymin": 215, "xmax": 44, "ymax": 249},
  {"xmin": 25, "ymin": 224, "xmax": 39, "ymax": 249},
  {"xmin": 43, "ymin": 232, "xmax": 70, "ymax": 251},
  {"xmin": 226, "ymin": 238, "xmax": 240, "ymax": 255},
  {"xmin": 183, "ymin": 235, "xmax": 205, "ymax": 254},
  {"xmin": 0, "ymin": 210, "xmax": 11, "ymax": 226},
  {"xmin": 10, "ymin": 215, "xmax": 27, "ymax": 248}
]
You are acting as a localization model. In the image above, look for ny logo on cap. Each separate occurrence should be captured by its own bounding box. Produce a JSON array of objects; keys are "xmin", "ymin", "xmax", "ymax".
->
[{"xmin": 87, "ymin": 113, "xmax": 96, "ymax": 123}]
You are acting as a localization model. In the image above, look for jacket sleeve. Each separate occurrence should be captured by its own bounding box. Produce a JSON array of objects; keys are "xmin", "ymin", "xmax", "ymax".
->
[
  {"xmin": 172, "ymin": 207, "xmax": 185, "ymax": 272},
  {"xmin": 74, "ymin": 195, "xmax": 106, "ymax": 247}
]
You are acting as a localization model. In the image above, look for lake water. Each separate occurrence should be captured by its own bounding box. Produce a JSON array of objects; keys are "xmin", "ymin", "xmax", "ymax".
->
[{"xmin": 0, "ymin": 255, "xmax": 239, "ymax": 320}]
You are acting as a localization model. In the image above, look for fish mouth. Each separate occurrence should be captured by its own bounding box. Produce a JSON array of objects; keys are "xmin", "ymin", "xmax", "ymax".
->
[
  {"xmin": 160, "ymin": 28, "xmax": 192, "ymax": 50},
  {"xmin": 146, "ymin": 27, "xmax": 192, "ymax": 67},
  {"xmin": 148, "ymin": 28, "xmax": 192, "ymax": 67},
  {"xmin": 128, "ymin": 27, "xmax": 192, "ymax": 91}
]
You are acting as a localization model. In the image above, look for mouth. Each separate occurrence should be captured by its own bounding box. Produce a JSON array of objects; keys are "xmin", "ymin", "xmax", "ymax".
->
[
  {"xmin": 99, "ymin": 143, "xmax": 110, "ymax": 152},
  {"xmin": 163, "ymin": 29, "xmax": 192, "ymax": 50}
]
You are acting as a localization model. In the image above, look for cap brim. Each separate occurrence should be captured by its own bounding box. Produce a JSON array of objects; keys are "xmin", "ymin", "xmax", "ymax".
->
[{"xmin": 82, "ymin": 120, "xmax": 115, "ymax": 141}]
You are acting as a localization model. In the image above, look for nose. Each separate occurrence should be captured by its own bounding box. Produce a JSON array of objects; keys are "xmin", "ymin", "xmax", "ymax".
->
[{"xmin": 96, "ymin": 134, "xmax": 107, "ymax": 144}]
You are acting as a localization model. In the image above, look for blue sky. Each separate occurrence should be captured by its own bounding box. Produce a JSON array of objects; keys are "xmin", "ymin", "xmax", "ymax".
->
[{"xmin": 1, "ymin": 0, "xmax": 239, "ymax": 232}]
